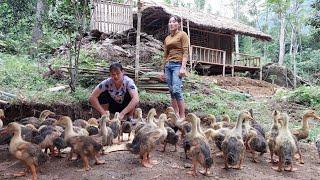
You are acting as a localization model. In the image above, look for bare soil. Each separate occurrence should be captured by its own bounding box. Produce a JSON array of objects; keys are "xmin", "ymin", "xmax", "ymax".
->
[
  {"xmin": 1, "ymin": 76, "xmax": 319, "ymax": 180},
  {"xmin": 0, "ymin": 142, "xmax": 319, "ymax": 180}
]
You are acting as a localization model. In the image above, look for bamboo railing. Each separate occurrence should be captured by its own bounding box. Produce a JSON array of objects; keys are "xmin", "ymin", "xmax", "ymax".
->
[
  {"xmin": 91, "ymin": 0, "xmax": 133, "ymax": 33},
  {"xmin": 232, "ymin": 52, "xmax": 261, "ymax": 68}
]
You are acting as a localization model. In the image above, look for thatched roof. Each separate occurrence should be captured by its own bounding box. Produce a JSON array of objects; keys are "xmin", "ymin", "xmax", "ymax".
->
[{"xmin": 141, "ymin": 0, "xmax": 272, "ymax": 41}]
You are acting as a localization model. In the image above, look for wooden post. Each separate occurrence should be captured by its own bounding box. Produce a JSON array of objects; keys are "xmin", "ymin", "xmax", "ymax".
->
[
  {"xmin": 187, "ymin": 20, "xmax": 192, "ymax": 70},
  {"xmin": 231, "ymin": 55, "xmax": 234, "ymax": 77},
  {"xmin": 259, "ymin": 58, "xmax": 262, "ymax": 80},
  {"xmin": 135, "ymin": 0, "xmax": 142, "ymax": 84},
  {"xmin": 222, "ymin": 51, "xmax": 226, "ymax": 77}
]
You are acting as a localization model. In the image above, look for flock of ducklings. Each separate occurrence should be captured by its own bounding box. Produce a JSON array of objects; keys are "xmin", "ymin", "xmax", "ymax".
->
[{"xmin": 0, "ymin": 107, "xmax": 320, "ymax": 179}]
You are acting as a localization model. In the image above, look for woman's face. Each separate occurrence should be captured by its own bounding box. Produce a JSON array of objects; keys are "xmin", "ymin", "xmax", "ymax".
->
[
  {"xmin": 168, "ymin": 17, "xmax": 180, "ymax": 32},
  {"xmin": 110, "ymin": 68, "xmax": 124, "ymax": 83}
]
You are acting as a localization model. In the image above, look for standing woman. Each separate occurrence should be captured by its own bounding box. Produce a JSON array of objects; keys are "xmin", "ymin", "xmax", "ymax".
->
[{"xmin": 160, "ymin": 16, "xmax": 189, "ymax": 120}]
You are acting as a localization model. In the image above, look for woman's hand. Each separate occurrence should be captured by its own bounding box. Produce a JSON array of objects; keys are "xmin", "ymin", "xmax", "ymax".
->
[
  {"xmin": 179, "ymin": 67, "xmax": 186, "ymax": 77},
  {"xmin": 159, "ymin": 72, "xmax": 166, "ymax": 81}
]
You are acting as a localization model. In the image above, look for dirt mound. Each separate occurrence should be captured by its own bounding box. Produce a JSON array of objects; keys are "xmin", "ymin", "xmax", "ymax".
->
[
  {"xmin": 204, "ymin": 76, "xmax": 277, "ymax": 97},
  {"xmin": 52, "ymin": 28, "xmax": 163, "ymax": 67},
  {"xmin": 253, "ymin": 63, "xmax": 309, "ymax": 88}
]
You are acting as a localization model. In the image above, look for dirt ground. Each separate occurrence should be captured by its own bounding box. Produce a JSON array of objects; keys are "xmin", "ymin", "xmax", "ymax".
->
[
  {"xmin": 0, "ymin": 141, "xmax": 320, "ymax": 180},
  {"xmin": 204, "ymin": 76, "xmax": 277, "ymax": 97},
  {"xmin": 1, "ymin": 76, "xmax": 319, "ymax": 180}
]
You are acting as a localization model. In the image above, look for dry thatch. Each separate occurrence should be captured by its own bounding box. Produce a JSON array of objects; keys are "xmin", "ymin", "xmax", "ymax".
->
[{"xmin": 141, "ymin": 0, "xmax": 272, "ymax": 41}]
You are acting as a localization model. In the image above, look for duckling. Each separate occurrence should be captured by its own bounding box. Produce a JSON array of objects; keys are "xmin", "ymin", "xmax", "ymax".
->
[
  {"xmin": 221, "ymin": 111, "xmax": 253, "ymax": 170},
  {"xmin": 273, "ymin": 113, "xmax": 298, "ymax": 172},
  {"xmin": 166, "ymin": 111, "xmax": 191, "ymax": 137},
  {"xmin": 86, "ymin": 118, "xmax": 99, "ymax": 136},
  {"xmin": 20, "ymin": 110, "xmax": 55, "ymax": 129},
  {"xmin": 267, "ymin": 110, "xmax": 280, "ymax": 164},
  {"xmin": 291, "ymin": 109, "xmax": 320, "ymax": 141},
  {"xmin": 55, "ymin": 116, "xmax": 89, "ymax": 141},
  {"xmin": 162, "ymin": 126, "xmax": 179, "ymax": 152},
  {"xmin": 109, "ymin": 112, "xmax": 121, "ymax": 143},
  {"xmin": 316, "ymin": 134, "xmax": 320, "ymax": 160},
  {"xmin": 182, "ymin": 113, "xmax": 206, "ymax": 160},
  {"xmin": 127, "ymin": 113, "xmax": 167, "ymax": 168},
  {"xmin": 244, "ymin": 119, "xmax": 267, "ymax": 163},
  {"xmin": 121, "ymin": 119, "xmax": 133, "ymax": 141},
  {"xmin": 133, "ymin": 108, "xmax": 145, "ymax": 123},
  {"xmin": 100, "ymin": 113, "xmax": 114, "ymax": 147},
  {"xmin": 5, "ymin": 122, "xmax": 49, "ymax": 180},
  {"xmin": 54, "ymin": 116, "xmax": 89, "ymax": 160},
  {"xmin": 0, "ymin": 109, "xmax": 5, "ymax": 129},
  {"xmin": 31, "ymin": 125, "xmax": 61, "ymax": 157},
  {"xmin": 248, "ymin": 109, "xmax": 266, "ymax": 138},
  {"xmin": 134, "ymin": 108, "xmax": 157, "ymax": 134},
  {"xmin": 185, "ymin": 113, "xmax": 213, "ymax": 176},
  {"xmin": 73, "ymin": 119, "xmax": 89, "ymax": 128},
  {"xmin": 67, "ymin": 135, "xmax": 105, "ymax": 171}
]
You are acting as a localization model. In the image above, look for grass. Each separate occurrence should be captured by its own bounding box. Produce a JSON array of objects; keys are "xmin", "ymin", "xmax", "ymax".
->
[{"xmin": 0, "ymin": 53, "xmax": 90, "ymax": 104}]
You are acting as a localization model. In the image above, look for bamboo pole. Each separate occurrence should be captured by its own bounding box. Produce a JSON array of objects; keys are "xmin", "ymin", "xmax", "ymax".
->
[
  {"xmin": 187, "ymin": 20, "xmax": 192, "ymax": 70},
  {"xmin": 135, "ymin": 0, "xmax": 142, "ymax": 84}
]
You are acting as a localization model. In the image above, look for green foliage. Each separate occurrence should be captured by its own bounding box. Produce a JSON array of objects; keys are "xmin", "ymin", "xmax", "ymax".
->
[
  {"xmin": 193, "ymin": 0, "xmax": 206, "ymax": 10},
  {"xmin": 287, "ymin": 85, "xmax": 320, "ymax": 107}
]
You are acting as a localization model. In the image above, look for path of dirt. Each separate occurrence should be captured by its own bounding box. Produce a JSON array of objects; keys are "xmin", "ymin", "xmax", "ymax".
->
[
  {"xmin": 204, "ymin": 76, "xmax": 277, "ymax": 97},
  {"xmin": 1, "ymin": 76, "xmax": 319, "ymax": 180},
  {"xmin": 0, "ymin": 142, "xmax": 319, "ymax": 180}
]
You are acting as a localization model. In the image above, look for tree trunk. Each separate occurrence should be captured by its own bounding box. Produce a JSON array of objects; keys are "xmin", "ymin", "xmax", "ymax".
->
[
  {"xmin": 278, "ymin": 13, "xmax": 286, "ymax": 66},
  {"xmin": 31, "ymin": 0, "xmax": 44, "ymax": 44}
]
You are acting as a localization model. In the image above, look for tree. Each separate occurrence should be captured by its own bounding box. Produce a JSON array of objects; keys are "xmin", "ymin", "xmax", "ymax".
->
[
  {"xmin": 207, "ymin": 4, "xmax": 212, "ymax": 13},
  {"xmin": 267, "ymin": 0, "xmax": 291, "ymax": 66},
  {"xmin": 194, "ymin": 0, "xmax": 206, "ymax": 10}
]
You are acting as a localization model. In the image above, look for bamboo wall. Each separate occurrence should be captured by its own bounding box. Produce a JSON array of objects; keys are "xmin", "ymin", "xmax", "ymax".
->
[{"xmin": 91, "ymin": 0, "xmax": 133, "ymax": 33}]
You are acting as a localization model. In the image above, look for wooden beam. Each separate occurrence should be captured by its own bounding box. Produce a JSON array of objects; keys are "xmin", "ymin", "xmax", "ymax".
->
[{"xmin": 183, "ymin": 26, "xmax": 234, "ymax": 38}]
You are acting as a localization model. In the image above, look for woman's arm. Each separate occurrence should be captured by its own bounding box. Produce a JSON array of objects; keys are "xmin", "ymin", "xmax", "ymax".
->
[
  {"xmin": 88, "ymin": 87, "xmax": 106, "ymax": 115},
  {"xmin": 119, "ymin": 89, "xmax": 139, "ymax": 119},
  {"xmin": 180, "ymin": 32, "xmax": 189, "ymax": 77}
]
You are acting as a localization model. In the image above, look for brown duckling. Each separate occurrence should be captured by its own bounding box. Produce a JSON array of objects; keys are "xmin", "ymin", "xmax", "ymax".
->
[
  {"xmin": 166, "ymin": 111, "xmax": 191, "ymax": 137},
  {"xmin": 68, "ymin": 135, "xmax": 105, "ymax": 171},
  {"xmin": 182, "ymin": 113, "xmax": 206, "ymax": 160},
  {"xmin": 185, "ymin": 113, "xmax": 213, "ymax": 176},
  {"xmin": 291, "ymin": 109, "xmax": 320, "ymax": 141},
  {"xmin": 127, "ymin": 113, "xmax": 167, "ymax": 168},
  {"xmin": 20, "ymin": 110, "xmax": 55, "ymax": 129},
  {"xmin": 134, "ymin": 108, "xmax": 157, "ymax": 135},
  {"xmin": 31, "ymin": 125, "xmax": 62, "ymax": 157},
  {"xmin": 162, "ymin": 126, "xmax": 179, "ymax": 152},
  {"xmin": 108, "ymin": 112, "xmax": 121, "ymax": 143},
  {"xmin": 54, "ymin": 116, "xmax": 89, "ymax": 160},
  {"xmin": 121, "ymin": 120, "xmax": 133, "ymax": 141},
  {"xmin": 0, "ymin": 109, "xmax": 5, "ymax": 129},
  {"xmin": 133, "ymin": 108, "xmax": 145, "ymax": 122},
  {"xmin": 267, "ymin": 110, "xmax": 281, "ymax": 164},
  {"xmin": 5, "ymin": 122, "xmax": 49, "ymax": 180},
  {"xmin": 55, "ymin": 116, "xmax": 89, "ymax": 142},
  {"xmin": 100, "ymin": 112, "xmax": 114, "ymax": 147},
  {"xmin": 248, "ymin": 109, "xmax": 266, "ymax": 138},
  {"xmin": 274, "ymin": 113, "xmax": 298, "ymax": 172},
  {"xmin": 73, "ymin": 119, "xmax": 89, "ymax": 128},
  {"xmin": 221, "ymin": 111, "xmax": 253, "ymax": 170},
  {"xmin": 86, "ymin": 118, "xmax": 99, "ymax": 136},
  {"xmin": 243, "ymin": 119, "xmax": 267, "ymax": 163}
]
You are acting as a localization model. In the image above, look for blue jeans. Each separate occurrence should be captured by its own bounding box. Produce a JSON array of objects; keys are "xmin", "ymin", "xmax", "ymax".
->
[{"xmin": 165, "ymin": 61, "xmax": 183, "ymax": 101}]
